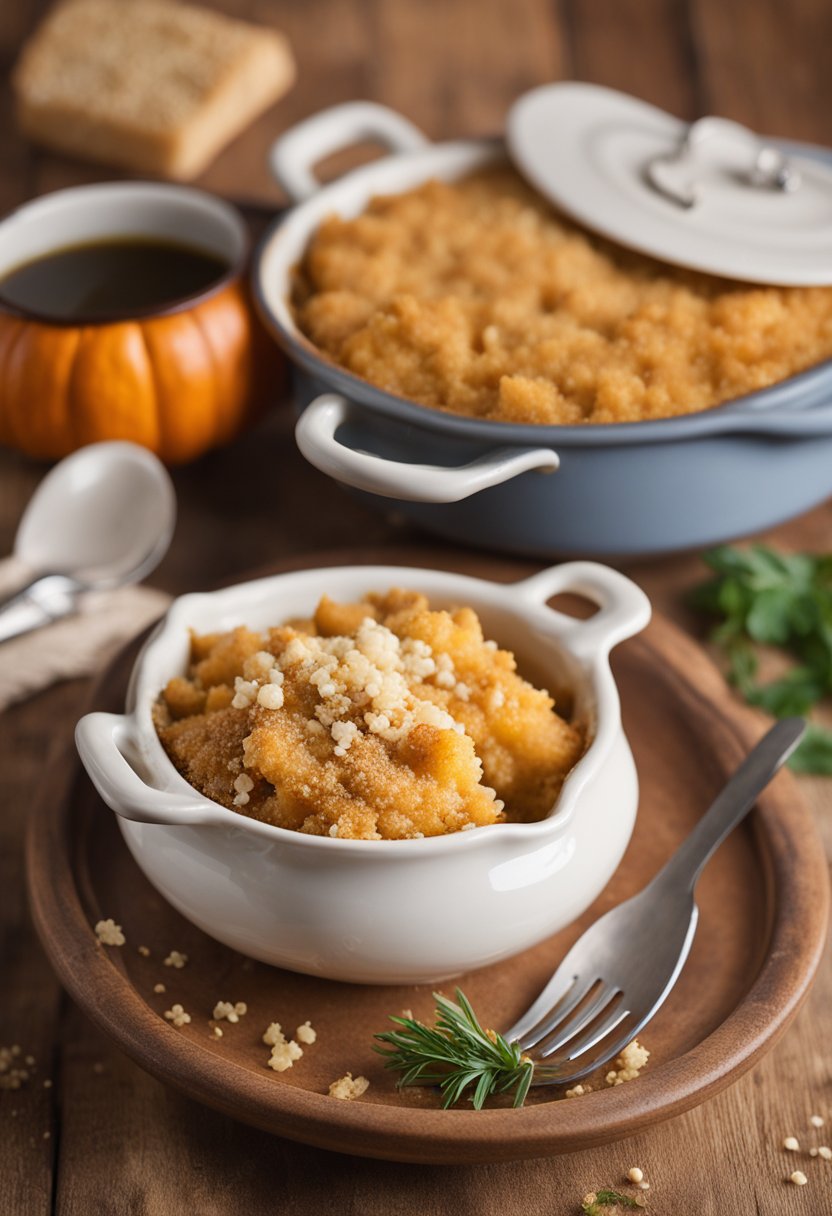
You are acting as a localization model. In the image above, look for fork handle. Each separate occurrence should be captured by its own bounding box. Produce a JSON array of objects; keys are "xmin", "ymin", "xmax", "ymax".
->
[{"xmin": 654, "ymin": 717, "xmax": 806, "ymax": 894}]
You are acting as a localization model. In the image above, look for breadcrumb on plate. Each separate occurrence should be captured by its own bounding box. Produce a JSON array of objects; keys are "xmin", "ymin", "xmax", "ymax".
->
[
  {"xmin": 94, "ymin": 918, "xmax": 125, "ymax": 946},
  {"xmin": 328, "ymin": 1072, "xmax": 369, "ymax": 1100},
  {"xmin": 213, "ymin": 1001, "xmax": 247, "ymax": 1023},
  {"xmin": 295, "ymin": 1021, "xmax": 316, "ymax": 1045},
  {"xmin": 164, "ymin": 1004, "xmax": 191, "ymax": 1027}
]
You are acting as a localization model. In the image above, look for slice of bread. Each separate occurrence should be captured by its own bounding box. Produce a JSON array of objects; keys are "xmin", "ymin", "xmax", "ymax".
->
[{"xmin": 13, "ymin": 0, "xmax": 296, "ymax": 180}]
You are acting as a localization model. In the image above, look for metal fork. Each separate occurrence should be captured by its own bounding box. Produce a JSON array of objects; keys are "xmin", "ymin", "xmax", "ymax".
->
[{"xmin": 504, "ymin": 716, "xmax": 806, "ymax": 1088}]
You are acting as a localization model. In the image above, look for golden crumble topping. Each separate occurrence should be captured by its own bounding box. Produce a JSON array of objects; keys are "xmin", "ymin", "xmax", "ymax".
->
[
  {"xmin": 154, "ymin": 588, "xmax": 584, "ymax": 840},
  {"xmin": 294, "ymin": 167, "xmax": 832, "ymax": 425}
]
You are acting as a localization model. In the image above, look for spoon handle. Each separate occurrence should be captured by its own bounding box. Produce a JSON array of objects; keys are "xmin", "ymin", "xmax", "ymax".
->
[
  {"xmin": 655, "ymin": 717, "xmax": 806, "ymax": 894},
  {"xmin": 0, "ymin": 574, "xmax": 83, "ymax": 643}
]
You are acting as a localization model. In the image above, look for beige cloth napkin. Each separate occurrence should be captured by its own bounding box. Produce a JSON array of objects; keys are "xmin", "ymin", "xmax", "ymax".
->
[{"xmin": 0, "ymin": 556, "xmax": 171, "ymax": 711}]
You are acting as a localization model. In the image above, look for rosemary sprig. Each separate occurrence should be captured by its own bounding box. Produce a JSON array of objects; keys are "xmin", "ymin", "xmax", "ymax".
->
[{"xmin": 374, "ymin": 988, "xmax": 534, "ymax": 1110}]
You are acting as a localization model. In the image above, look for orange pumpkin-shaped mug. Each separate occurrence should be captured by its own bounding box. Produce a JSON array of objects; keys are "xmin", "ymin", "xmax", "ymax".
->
[{"xmin": 0, "ymin": 183, "xmax": 283, "ymax": 464}]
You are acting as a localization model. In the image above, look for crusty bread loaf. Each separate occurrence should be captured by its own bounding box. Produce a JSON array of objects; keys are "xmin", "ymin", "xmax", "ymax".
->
[{"xmin": 13, "ymin": 0, "xmax": 296, "ymax": 180}]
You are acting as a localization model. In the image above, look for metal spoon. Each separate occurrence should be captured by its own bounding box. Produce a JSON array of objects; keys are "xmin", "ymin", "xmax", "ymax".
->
[{"xmin": 0, "ymin": 442, "xmax": 176, "ymax": 643}]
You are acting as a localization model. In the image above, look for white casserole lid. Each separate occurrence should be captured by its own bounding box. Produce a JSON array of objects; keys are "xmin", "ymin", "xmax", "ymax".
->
[{"xmin": 507, "ymin": 82, "xmax": 832, "ymax": 285}]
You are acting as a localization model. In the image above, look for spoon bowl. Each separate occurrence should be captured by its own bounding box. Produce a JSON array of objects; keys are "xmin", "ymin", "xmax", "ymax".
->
[{"xmin": 15, "ymin": 442, "xmax": 176, "ymax": 588}]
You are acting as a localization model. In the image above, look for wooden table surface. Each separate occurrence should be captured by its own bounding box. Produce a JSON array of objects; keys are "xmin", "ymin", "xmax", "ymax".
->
[{"xmin": 2, "ymin": 1, "xmax": 831, "ymax": 1212}]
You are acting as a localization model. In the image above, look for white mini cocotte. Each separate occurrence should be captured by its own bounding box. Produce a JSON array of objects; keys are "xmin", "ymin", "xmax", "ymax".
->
[{"xmin": 76, "ymin": 562, "xmax": 650, "ymax": 984}]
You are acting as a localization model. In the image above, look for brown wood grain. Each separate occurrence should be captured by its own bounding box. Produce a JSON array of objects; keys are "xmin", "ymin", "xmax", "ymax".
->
[{"xmin": 1, "ymin": 0, "xmax": 831, "ymax": 1211}]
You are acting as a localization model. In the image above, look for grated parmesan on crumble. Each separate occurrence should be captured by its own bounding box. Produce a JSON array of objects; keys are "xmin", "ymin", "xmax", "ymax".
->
[{"xmin": 156, "ymin": 589, "xmax": 584, "ymax": 840}]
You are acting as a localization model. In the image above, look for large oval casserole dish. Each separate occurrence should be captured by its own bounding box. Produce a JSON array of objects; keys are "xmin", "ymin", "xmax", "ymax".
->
[{"xmin": 254, "ymin": 103, "xmax": 832, "ymax": 559}]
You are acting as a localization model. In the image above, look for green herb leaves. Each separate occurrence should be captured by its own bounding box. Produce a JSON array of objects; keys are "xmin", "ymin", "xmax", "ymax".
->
[
  {"xmin": 691, "ymin": 545, "xmax": 832, "ymax": 772},
  {"xmin": 582, "ymin": 1191, "xmax": 646, "ymax": 1215},
  {"xmin": 374, "ymin": 988, "xmax": 534, "ymax": 1110}
]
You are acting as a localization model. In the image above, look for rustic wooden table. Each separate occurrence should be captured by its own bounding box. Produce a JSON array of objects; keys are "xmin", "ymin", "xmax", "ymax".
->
[{"xmin": 2, "ymin": 1, "xmax": 831, "ymax": 1211}]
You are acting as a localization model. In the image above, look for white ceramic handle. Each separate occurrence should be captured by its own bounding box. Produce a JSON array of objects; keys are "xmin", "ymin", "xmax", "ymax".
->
[
  {"xmin": 269, "ymin": 101, "xmax": 429, "ymax": 202},
  {"xmin": 76, "ymin": 712, "xmax": 226, "ymax": 827},
  {"xmin": 295, "ymin": 394, "xmax": 559, "ymax": 503},
  {"xmin": 514, "ymin": 562, "xmax": 651, "ymax": 658}
]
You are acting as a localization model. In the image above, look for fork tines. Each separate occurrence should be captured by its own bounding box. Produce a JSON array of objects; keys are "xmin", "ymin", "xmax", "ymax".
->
[{"xmin": 507, "ymin": 976, "xmax": 635, "ymax": 1087}]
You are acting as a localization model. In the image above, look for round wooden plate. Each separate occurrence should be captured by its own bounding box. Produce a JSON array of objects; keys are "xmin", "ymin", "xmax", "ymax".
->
[{"xmin": 26, "ymin": 549, "xmax": 829, "ymax": 1164}]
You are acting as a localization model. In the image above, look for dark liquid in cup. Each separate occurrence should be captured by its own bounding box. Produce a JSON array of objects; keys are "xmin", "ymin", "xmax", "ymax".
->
[{"xmin": 0, "ymin": 238, "xmax": 230, "ymax": 321}]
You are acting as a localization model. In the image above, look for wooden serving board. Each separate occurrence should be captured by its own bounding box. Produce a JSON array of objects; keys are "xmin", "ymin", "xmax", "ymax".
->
[{"xmin": 26, "ymin": 550, "xmax": 829, "ymax": 1164}]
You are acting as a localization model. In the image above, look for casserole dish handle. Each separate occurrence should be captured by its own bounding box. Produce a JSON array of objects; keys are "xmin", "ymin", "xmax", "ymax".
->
[
  {"xmin": 514, "ymin": 562, "xmax": 651, "ymax": 658},
  {"xmin": 270, "ymin": 102, "xmax": 429, "ymax": 203},
  {"xmin": 296, "ymin": 394, "xmax": 559, "ymax": 503},
  {"xmin": 76, "ymin": 713, "xmax": 228, "ymax": 827}
]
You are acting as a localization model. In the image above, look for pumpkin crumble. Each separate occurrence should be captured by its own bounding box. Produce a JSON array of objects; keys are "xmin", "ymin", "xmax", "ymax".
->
[
  {"xmin": 294, "ymin": 167, "xmax": 832, "ymax": 426},
  {"xmin": 154, "ymin": 588, "xmax": 583, "ymax": 840}
]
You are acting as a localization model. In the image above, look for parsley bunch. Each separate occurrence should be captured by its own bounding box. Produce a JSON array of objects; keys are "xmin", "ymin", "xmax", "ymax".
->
[
  {"xmin": 691, "ymin": 546, "xmax": 832, "ymax": 773},
  {"xmin": 374, "ymin": 988, "xmax": 534, "ymax": 1109}
]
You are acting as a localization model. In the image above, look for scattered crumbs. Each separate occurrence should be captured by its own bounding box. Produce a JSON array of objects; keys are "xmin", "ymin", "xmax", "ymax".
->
[
  {"xmin": 213, "ymin": 1001, "xmax": 247, "ymax": 1023},
  {"xmin": 262, "ymin": 1023, "xmax": 303, "ymax": 1072},
  {"xmin": 24, "ymin": 1055, "xmax": 35, "ymax": 1067},
  {"xmin": 605, "ymin": 1040, "xmax": 650, "ymax": 1087},
  {"xmin": 784, "ymin": 1136, "xmax": 800, "ymax": 1152},
  {"xmin": 153, "ymin": 983, "xmax": 166, "ymax": 995},
  {"xmin": 789, "ymin": 1171, "xmax": 808, "ymax": 1186},
  {"xmin": 43, "ymin": 1131, "xmax": 51, "ymax": 1140},
  {"xmin": 94, "ymin": 919, "xmax": 125, "ymax": 946},
  {"xmin": 810, "ymin": 1114, "xmax": 825, "ymax": 1128},
  {"xmin": 268, "ymin": 1041, "xmax": 303, "ymax": 1073},
  {"xmin": 163, "ymin": 950, "xmax": 188, "ymax": 969},
  {"xmin": 810, "ymin": 1148, "xmax": 819, "ymax": 1158},
  {"xmin": 164, "ymin": 1004, "xmax": 191, "ymax": 1028},
  {"xmin": 565, "ymin": 1083, "xmax": 592, "ymax": 1099},
  {"xmin": 262, "ymin": 1023, "xmax": 284, "ymax": 1047},
  {"xmin": 43, "ymin": 1079, "xmax": 53, "ymax": 1089},
  {"xmin": 212, "ymin": 1026, "xmax": 223, "ymax": 1039},
  {"xmin": 0, "ymin": 1046, "xmax": 30, "ymax": 1091},
  {"xmin": 400, "ymin": 1009, "xmax": 413, "ymax": 1020},
  {"xmin": 627, "ymin": 1167, "xmax": 644, "ymax": 1184},
  {"xmin": 328, "ymin": 1072, "xmax": 370, "ymax": 1101},
  {"xmin": 138, "ymin": 945, "xmax": 151, "ymax": 958},
  {"xmin": 296, "ymin": 1021, "xmax": 316, "ymax": 1045},
  {"xmin": 819, "ymin": 1146, "xmax": 832, "ymax": 1161}
]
